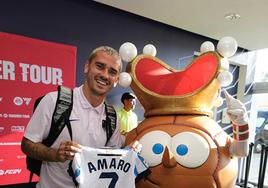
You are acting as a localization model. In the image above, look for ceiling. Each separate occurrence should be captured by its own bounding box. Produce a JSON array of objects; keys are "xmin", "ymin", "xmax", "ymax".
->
[{"xmin": 94, "ymin": 0, "xmax": 267, "ymax": 51}]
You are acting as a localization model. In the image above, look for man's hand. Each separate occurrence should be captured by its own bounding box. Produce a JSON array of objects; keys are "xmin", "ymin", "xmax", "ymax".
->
[{"xmin": 56, "ymin": 141, "xmax": 82, "ymax": 162}]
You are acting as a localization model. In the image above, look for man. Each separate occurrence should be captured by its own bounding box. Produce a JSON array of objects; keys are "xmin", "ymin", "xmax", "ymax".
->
[
  {"xmin": 118, "ymin": 92, "xmax": 138, "ymax": 135},
  {"xmin": 21, "ymin": 46, "xmax": 124, "ymax": 188}
]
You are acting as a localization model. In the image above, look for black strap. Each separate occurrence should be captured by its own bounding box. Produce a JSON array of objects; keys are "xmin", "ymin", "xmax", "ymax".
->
[
  {"xmin": 43, "ymin": 86, "xmax": 73, "ymax": 146},
  {"xmin": 29, "ymin": 171, "xmax": 34, "ymax": 183},
  {"xmin": 103, "ymin": 103, "xmax": 117, "ymax": 145},
  {"xmin": 68, "ymin": 160, "xmax": 79, "ymax": 187},
  {"xmin": 66, "ymin": 100, "xmax": 77, "ymax": 186}
]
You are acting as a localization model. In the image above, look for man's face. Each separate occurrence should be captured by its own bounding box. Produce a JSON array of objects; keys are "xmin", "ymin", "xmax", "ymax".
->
[
  {"xmin": 84, "ymin": 51, "xmax": 120, "ymax": 96},
  {"xmin": 124, "ymin": 98, "xmax": 136, "ymax": 110}
]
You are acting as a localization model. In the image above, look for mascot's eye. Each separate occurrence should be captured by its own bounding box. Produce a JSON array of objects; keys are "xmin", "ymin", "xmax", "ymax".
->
[
  {"xmin": 152, "ymin": 143, "xmax": 164, "ymax": 154},
  {"xmin": 138, "ymin": 130, "xmax": 171, "ymax": 167},
  {"xmin": 171, "ymin": 132, "xmax": 210, "ymax": 168},
  {"xmin": 176, "ymin": 144, "xmax": 188, "ymax": 156}
]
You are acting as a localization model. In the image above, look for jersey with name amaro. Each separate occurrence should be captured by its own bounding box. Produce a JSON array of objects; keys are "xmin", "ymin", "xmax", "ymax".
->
[{"xmin": 72, "ymin": 146, "xmax": 149, "ymax": 188}]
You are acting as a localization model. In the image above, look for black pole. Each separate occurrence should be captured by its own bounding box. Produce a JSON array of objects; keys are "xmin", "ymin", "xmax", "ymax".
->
[
  {"xmin": 257, "ymin": 144, "xmax": 265, "ymax": 188},
  {"xmin": 243, "ymin": 143, "xmax": 254, "ymax": 188},
  {"xmin": 259, "ymin": 145, "xmax": 268, "ymax": 188}
]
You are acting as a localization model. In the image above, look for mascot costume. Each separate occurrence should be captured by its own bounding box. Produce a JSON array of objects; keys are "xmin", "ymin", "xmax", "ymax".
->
[{"xmin": 118, "ymin": 37, "xmax": 249, "ymax": 188}]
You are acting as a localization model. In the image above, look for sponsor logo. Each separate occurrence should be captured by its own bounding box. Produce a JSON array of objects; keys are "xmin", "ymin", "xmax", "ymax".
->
[
  {"xmin": 17, "ymin": 155, "xmax": 26, "ymax": 159},
  {"xmin": 11, "ymin": 125, "xmax": 25, "ymax": 132},
  {"xmin": 0, "ymin": 113, "xmax": 30, "ymax": 119},
  {"xmin": 13, "ymin": 97, "xmax": 23, "ymax": 106},
  {"xmin": 0, "ymin": 127, "xmax": 4, "ymax": 133},
  {"xmin": 0, "ymin": 142, "xmax": 21, "ymax": 146},
  {"xmin": 0, "ymin": 97, "xmax": 2, "ymax": 103},
  {"xmin": 0, "ymin": 169, "xmax": 22, "ymax": 175},
  {"xmin": 13, "ymin": 97, "xmax": 31, "ymax": 106}
]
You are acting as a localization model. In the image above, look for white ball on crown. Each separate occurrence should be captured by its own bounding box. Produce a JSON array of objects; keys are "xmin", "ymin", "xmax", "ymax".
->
[
  {"xmin": 200, "ymin": 41, "xmax": 215, "ymax": 54},
  {"xmin": 217, "ymin": 71, "xmax": 233, "ymax": 87},
  {"xmin": 220, "ymin": 58, "xmax": 230, "ymax": 70},
  {"xmin": 143, "ymin": 44, "xmax": 157, "ymax": 56},
  {"xmin": 119, "ymin": 72, "xmax": 132, "ymax": 88},
  {"xmin": 119, "ymin": 42, "xmax": 137, "ymax": 62},
  {"xmin": 217, "ymin": 37, "xmax": 238, "ymax": 58}
]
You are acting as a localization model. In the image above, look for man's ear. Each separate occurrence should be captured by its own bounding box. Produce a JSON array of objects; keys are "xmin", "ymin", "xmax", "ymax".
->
[
  {"xmin": 84, "ymin": 61, "xmax": 89, "ymax": 74},
  {"xmin": 114, "ymin": 74, "xmax": 120, "ymax": 87}
]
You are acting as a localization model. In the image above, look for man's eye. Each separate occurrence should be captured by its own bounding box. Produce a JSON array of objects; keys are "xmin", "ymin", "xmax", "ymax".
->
[
  {"xmin": 96, "ymin": 63, "xmax": 104, "ymax": 69},
  {"xmin": 109, "ymin": 70, "xmax": 118, "ymax": 76}
]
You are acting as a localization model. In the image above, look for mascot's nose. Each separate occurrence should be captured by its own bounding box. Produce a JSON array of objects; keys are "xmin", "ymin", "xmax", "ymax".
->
[{"xmin": 162, "ymin": 146, "xmax": 177, "ymax": 168}]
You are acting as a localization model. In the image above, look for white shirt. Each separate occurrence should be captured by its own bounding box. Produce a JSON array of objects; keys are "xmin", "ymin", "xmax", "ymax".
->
[
  {"xmin": 72, "ymin": 146, "xmax": 150, "ymax": 188},
  {"xmin": 24, "ymin": 85, "xmax": 122, "ymax": 188}
]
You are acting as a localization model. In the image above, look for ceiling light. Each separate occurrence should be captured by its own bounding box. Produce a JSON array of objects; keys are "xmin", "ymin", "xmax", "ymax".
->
[{"xmin": 224, "ymin": 13, "xmax": 241, "ymax": 20}]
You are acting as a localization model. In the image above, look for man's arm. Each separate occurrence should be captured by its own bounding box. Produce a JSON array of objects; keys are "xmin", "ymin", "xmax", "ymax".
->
[
  {"xmin": 21, "ymin": 137, "xmax": 58, "ymax": 161},
  {"xmin": 21, "ymin": 137, "xmax": 81, "ymax": 162}
]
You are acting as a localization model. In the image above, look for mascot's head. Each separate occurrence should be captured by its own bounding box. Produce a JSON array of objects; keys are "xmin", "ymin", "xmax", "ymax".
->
[
  {"xmin": 118, "ymin": 37, "xmax": 239, "ymax": 188},
  {"xmin": 117, "ymin": 36, "xmax": 237, "ymax": 117}
]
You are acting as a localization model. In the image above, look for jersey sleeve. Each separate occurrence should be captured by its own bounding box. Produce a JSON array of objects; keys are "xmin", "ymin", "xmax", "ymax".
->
[{"xmin": 134, "ymin": 152, "xmax": 151, "ymax": 183}]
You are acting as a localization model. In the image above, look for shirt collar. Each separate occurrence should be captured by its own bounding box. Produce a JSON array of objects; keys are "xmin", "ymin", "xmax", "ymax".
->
[
  {"xmin": 78, "ymin": 85, "xmax": 104, "ymax": 114},
  {"xmin": 122, "ymin": 108, "xmax": 132, "ymax": 114}
]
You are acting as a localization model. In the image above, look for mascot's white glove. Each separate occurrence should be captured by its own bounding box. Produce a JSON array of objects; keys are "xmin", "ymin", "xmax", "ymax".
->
[
  {"xmin": 224, "ymin": 90, "xmax": 249, "ymax": 126},
  {"xmin": 223, "ymin": 90, "xmax": 249, "ymax": 157}
]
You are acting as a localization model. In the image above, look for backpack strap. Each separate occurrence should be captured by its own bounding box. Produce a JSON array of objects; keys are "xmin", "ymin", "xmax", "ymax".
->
[
  {"xmin": 103, "ymin": 103, "xmax": 117, "ymax": 145},
  {"xmin": 43, "ymin": 86, "xmax": 73, "ymax": 146},
  {"xmin": 33, "ymin": 96, "xmax": 44, "ymax": 112}
]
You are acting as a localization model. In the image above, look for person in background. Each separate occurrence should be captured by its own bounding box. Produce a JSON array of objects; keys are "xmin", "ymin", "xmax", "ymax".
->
[
  {"xmin": 21, "ymin": 46, "xmax": 127, "ymax": 188},
  {"xmin": 118, "ymin": 92, "xmax": 138, "ymax": 135}
]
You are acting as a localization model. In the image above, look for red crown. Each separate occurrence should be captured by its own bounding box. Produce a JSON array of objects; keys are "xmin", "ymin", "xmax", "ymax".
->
[{"xmin": 126, "ymin": 52, "xmax": 224, "ymax": 117}]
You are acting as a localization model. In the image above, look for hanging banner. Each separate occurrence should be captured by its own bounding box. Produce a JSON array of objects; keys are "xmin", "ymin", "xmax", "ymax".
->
[{"xmin": 0, "ymin": 32, "xmax": 77, "ymax": 185}]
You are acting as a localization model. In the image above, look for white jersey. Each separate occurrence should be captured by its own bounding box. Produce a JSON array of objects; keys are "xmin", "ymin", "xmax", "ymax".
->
[{"xmin": 72, "ymin": 147, "xmax": 150, "ymax": 188}]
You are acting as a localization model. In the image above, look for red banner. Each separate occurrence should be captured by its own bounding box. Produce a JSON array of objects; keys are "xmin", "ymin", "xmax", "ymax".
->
[{"xmin": 0, "ymin": 32, "xmax": 77, "ymax": 185}]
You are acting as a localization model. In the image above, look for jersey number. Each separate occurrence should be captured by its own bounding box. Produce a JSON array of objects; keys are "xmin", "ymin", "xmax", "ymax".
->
[{"xmin": 99, "ymin": 172, "xmax": 119, "ymax": 188}]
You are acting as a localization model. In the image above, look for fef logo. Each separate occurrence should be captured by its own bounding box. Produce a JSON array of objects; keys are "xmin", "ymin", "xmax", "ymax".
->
[
  {"xmin": 11, "ymin": 126, "xmax": 25, "ymax": 132},
  {"xmin": 13, "ymin": 97, "xmax": 31, "ymax": 106},
  {"xmin": 0, "ymin": 127, "xmax": 4, "ymax": 133},
  {"xmin": 0, "ymin": 169, "xmax": 22, "ymax": 175}
]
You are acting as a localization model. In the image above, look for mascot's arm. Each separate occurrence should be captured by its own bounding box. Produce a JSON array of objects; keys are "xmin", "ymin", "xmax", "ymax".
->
[{"xmin": 224, "ymin": 90, "xmax": 249, "ymax": 157}]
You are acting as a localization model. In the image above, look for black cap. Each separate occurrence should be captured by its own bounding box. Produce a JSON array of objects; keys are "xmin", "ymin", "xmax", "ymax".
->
[{"xmin": 121, "ymin": 92, "xmax": 136, "ymax": 103}]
